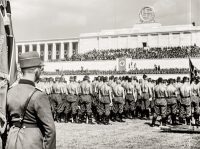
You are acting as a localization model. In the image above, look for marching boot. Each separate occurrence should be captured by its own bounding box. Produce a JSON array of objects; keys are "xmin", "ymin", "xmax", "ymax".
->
[
  {"xmin": 161, "ymin": 117, "xmax": 166, "ymax": 126},
  {"xmin": 105, "ymin": 115, "xmax": 110, "ymax": 125},
  {"xmin": 112, "ymin": 113, "xmax": 116, "ymax": 122},
  {"xmin": 171, "ymin": 114, "xmax": 178, "ymax": 125},
  {"xmin": 146, "ymin": 110, "xmax": 150, "ymax": 120},
  {"xmin": 77, "ymin": 114, "xmax": 83, "ymax": 123},
  {"xmin": 88, "ymin": 115, "xmax": 95, "ymax": 124},
  {"xmin": 179, "ymin": 117, "xmax": 185, "ymax": 124},
  {"xmin": 186, "ymin": 117, "xmax": 191, "ymax": 125},
  {"xmin": 131, "ymin": 111, "xmax": 135, "ymax": 119},
  {"xmin": 116, "ymin": 113, "xmax": 121, "ymax": 122},
  {"xmin": 119, "ymin": 113, "xmax": 125, "ymax": 123},
  {"xmin": 194, "ymin": 113, "xmax": 200, "ymax": 126},
  {"xmin": 72, "ymin": 114, "xmax": 77, "ymax": 123},
  {"xmin": 151, "ymin": 117, "xmax": 157, "ymax": 127},
  {"xmin": 64, "ymin": 114, "xmax": 69, "ymax": 123}
]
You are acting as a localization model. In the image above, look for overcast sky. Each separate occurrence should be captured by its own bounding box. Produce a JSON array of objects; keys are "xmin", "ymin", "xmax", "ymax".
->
[{"xmin": 11, "ymin": 0, "xmax": 200, "ymax": 41}]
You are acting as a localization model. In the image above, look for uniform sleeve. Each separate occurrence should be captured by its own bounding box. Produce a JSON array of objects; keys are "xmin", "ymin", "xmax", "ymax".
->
[{"xmin": 34, "ymin": 92, "xmax": 56, "ymax": 149}]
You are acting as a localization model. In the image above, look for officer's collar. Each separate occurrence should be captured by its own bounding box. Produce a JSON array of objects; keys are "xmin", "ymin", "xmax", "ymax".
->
[{"xmin": 19, "ymin": 79, "xmax": 35, "ymax": 87}]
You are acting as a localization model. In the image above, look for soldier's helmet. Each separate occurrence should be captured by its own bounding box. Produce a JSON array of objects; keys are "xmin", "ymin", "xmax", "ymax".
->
[
  {"xmin": 103, "ymin": 76, "xmax": 108, "ymax": 83},
  {"xmin": 83, "ymin": 75, "xmax": 90, "ymax": 81},
  {"xmin": 18, "ymin": 51, "xmax": 44, "ymax": 69},
  {"xmin": 69, "ymin": 76, "xmax": 74, "ymax": 82},
  {"xmin": 157, "ymin": 77, "xmax": 163, "ymax": 84}
]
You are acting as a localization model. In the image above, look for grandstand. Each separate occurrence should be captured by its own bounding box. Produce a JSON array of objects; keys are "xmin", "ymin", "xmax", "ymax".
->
[{"xmin": 15, "ymin": 7, "xmax": 200, "ymax": 79}]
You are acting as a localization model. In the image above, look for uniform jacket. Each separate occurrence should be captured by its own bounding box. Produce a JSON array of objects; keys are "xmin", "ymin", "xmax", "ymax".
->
[{"xmin": 6, "ymin": 79, "xmax": 56, "ymax": 149}]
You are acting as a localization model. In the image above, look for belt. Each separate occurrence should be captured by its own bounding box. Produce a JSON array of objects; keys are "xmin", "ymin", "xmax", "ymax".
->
[
  {"xmin": 102, "ymin": 95, "xmax": 109, "ymax": 97},
  {"xmin": 82, "ymin": 94, "xmax": 90, "ymax": 95},
  {"xmin": 127, "ymin": 93, "xmax": 133, "ymax": 95},
  {"xmin": 182, "ymin": 96, "xmax": 190, "ymax": 98},
  {"xmin": 168, "ymin": 96, "xmax": 176, "ymax": 98},
  {"xmin": 115, "ymin": 96, "xmax": 123, "ymax": 97},
  {"xmin": 12, "ymin": 121, "xmax": 38, "ymax": 128},
  {"xmin": 156, "ymin": 97, "xmax": 165, "ymax": 99}
]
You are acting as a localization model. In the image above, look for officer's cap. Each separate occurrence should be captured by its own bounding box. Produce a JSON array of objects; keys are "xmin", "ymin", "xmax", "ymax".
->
[
  {"xmin": 69, "ymin": 76, "xmax": 74, "ymax": 81},
  {"xmin": 157, "ymin": 77, "xmax": 163, "ymax": 84},
  {"xmin": 19, "ymin": 51, "xmax": 43, "ymax": 69}
]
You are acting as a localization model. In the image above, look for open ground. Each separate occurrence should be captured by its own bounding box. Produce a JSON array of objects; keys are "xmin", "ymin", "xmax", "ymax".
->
[{"xmin": 56, "ymin": 119, "xmax": 200, "ymax": 149}]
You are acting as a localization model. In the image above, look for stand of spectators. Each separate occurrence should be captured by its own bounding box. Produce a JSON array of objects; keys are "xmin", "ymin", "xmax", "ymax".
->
[{"xmin": 43, "ymin": 68, "xmax": 191, "ymax": 76}]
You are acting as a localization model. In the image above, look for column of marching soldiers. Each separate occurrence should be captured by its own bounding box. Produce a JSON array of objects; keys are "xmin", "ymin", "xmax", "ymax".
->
[{"xmin": 36, "ymin": 74, "xmax": 200, "ymax": 126}]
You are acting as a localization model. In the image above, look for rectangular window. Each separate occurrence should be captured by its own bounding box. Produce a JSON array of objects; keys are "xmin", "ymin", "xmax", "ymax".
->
[
  {"xmin": 40, "ymin": 44, "xmax": 45, "ymax": 61},
  {"xmin": 72, "ymin": 42, "xmax": 78, "ymax": 55},
  {"xmin": 48, "ymin": 44, "xmax": 53, "ymax": 60},
  {"xmin": 18, "ymin": 45, "xmax": 22, "ymax": 56},
  {"xmin": 64, "ymin": 42, "xmax": 69, "ymax": 59},
  {"xmin": 25, "ymin": 45, "xmax": 29, "ymax": 52},
  {"xmin": 32, "ymin": 44, "xmax": 37, "ymax": 51},
  {"xmin": 56, "ymin": 43, "xmax": 61, "ymax": 60}
]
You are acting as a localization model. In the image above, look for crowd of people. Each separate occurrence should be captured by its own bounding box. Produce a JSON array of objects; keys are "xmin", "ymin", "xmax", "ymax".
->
[
  {"xmin": 37, "ymin": 74, "xmax": 200, "ymax": 127},
  {"xmin": 43, "ymin": 68, "xmax": 191, "ymax": 76},
  {"xmin": 69, "ymin": 46, "xmax": 200, "ymax": 61}
]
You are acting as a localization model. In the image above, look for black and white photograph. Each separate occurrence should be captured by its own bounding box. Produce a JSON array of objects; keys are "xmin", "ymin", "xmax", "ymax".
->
[{"xmin": 0, "ymin": 0, "xmax": 200, "ymax": 148}]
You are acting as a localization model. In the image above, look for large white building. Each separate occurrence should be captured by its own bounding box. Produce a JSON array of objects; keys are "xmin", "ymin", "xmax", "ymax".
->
[{"xmin": 15, "ymin": 7, "xmax": 200, "ymax": 72}]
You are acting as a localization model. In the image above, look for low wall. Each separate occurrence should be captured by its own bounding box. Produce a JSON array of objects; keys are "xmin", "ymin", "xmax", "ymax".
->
[{"xmin": 43, "ymin": 57, "xmax": 200, "ymax": 72}]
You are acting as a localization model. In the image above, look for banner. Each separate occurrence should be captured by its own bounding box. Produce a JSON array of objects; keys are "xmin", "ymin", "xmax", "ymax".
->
[
  {"xmin": 0, "ymin": 0, "xmax": 17, "ymax": 135},
  {"xmin": 189, "ymin": 57, "xmax": 198, "ymax": 81},
  {"xmin": 118, "ymin": 57, "xmax": 126, "ymax": 71}
]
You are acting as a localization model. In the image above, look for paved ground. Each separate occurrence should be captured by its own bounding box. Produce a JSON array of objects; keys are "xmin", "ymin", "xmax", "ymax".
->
[{"xmin": 56, "ymin": 119, "xmax": 200, "ymax": 149}]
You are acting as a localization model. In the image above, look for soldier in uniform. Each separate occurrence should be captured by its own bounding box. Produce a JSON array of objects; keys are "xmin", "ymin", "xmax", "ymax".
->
[
  {"xmin": 79, "ymin": 76, "xmax": 94, "ymax": 124},
  {"xmin": 124, "ymin": 77, "xmax": 136, "ymax": 119},
  {"xmin": 179, "ymin": 77, "xmax": 192, "ymax": 125},
  {"xmin": 140, "ymin": 74, "xmax": 152, "ymax": 119},
  {"xmin": 98, "ymin": 77, "xmax": 112, "ymax": 124},
  {"xmin": 151, "ymin": 77, "xmax": 167, "ymax": 127},
  {"xmin": 6, "ymin": 51, "xmax": 56, "ymax": 149},
  {"xmin": 112, "ymin": 78, "xmax": 125, "ymax": 122},
  {"xmin": 190, "ymin": 78, "xmax": 200, "ymax": 125},
  {"xmin": 166, "ymin": 78, "xmax": 178, "ymax": 125},
  {"xmin": 51, "ymin": 77, "xmax": 63, "ymax": 122},
  {"xmin": 65, "ymin": 76, "xmax": 79, "ymax": 123}
]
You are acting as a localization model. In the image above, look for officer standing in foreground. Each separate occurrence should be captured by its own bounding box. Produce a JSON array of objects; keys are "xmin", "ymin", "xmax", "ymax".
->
[{"xmin": 6, "ymin": 51, "xmax": 56, "ymax": 149}]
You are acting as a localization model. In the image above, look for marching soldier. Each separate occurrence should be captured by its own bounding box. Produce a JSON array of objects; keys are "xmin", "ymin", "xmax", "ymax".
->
[
  {"xmin": 140, "ymin": 74, "xmax": 152, "ymax": 119},
  {"xmin": 51, "ymin": 78, "xmax": 63, "ymax": 122},
  {"xmin": 166, "ymin": 78, "xmax": 178, "ymax": 125},
  {"xmin": 65, "ymin": 76, "xmax": 79, "ymax": 123},
  {"xmin": 98, "ymin": 77, "xmax": 112, "ymax": 124},
  {"xmin": 124, "ymin": 77, "xmax": 136, "ymax": 119},
  {"xmin": 79, "ymin": 75, "xmax": 94, "ymax": 124},
  {"xmin": 190, "ymin": 78, "xmax": 200, "ymax": 125},
  {"xmin": 179, "ymin": 77, "xmax": 192, "ymax": 125},
  {"xmin": 112, "ymin": 78, "xmax": 125, "ymax": 122},
  {"xmin": 151, "ymin": 77, "xmax": 167, "ymax": 127},
  {"xmin": 6, "ymin": 51, "xmax": 56, "ymax": 149}
]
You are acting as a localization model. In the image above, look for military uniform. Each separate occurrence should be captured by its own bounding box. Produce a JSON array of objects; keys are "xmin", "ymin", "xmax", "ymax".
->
[
  {"xmin": 140, "ymin": 78, "xmax": 152, "ymax": 119},
  {"xmin": 98, "ymin": 79, "xmax": 112, "ymax": 124},
  {"xmin": 65, "ymin": 77, "xmax": 79, "ymax": 123},
  {"xmin": 179, "ymin": 77, "xmax": 191, "ymax": 125},
  {"xmin": 79, "ymin": 76, "xmax": 93, "ymax": 124},
  {"xmin": 112, "ymin": 80, "xmax": 125, "ymax": 122},
  {"xmin": 152, "ymin": 78, "xmax": 167, "ymax": 126},
  {"xmin": 6, "ymin": 52, "xmax": 56, "ymax": 149},
  {"xmin": 166, "ymin": 80, "xmax": 178, "ymax": 125},
  {"xmin": 190, "ymin": 81, "xmax": 199, "ymax": 124},
  {"xmin": 124, "ymin": 80, "xmax": 136, "ymax": 118}
]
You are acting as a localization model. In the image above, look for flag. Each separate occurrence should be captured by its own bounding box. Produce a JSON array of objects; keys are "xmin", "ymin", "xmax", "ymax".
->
[
  {"xmin": 189, "ymin": 57, "xmax": 198, "ymax": 81},
  {"xmin": 0, "ymin": 0, "xmax": 17, "ymax": 135}
]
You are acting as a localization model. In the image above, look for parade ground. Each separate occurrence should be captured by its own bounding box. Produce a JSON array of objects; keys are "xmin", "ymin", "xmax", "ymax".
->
[{"xmin": 56, "ymin": 119, "xmax": 200, "ymax": 149}]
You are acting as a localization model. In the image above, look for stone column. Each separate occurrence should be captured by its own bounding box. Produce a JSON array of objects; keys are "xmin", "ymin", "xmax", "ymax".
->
[
  {"xmin": 69, "ymin": 42, "xmax": 73, "ymax": 57},
  {"xmin": 52, "ymin": 43, "xmax": 56, "ymax": 60},
  {"xmin": 44, "ymin": 43, "xmax": 48, "ymax": 61}
]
